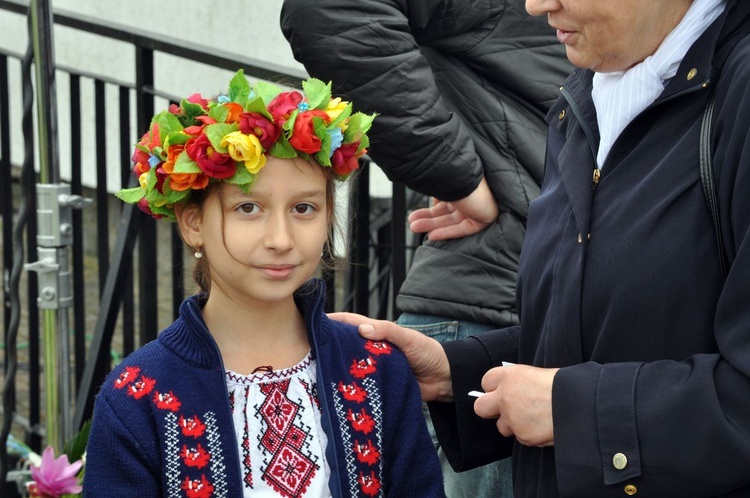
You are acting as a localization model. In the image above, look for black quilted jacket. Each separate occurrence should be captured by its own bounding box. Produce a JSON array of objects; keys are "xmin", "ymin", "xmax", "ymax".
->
[{"xmin": 281, "ymin": 0, "xmax": 572, "ymax": 326}]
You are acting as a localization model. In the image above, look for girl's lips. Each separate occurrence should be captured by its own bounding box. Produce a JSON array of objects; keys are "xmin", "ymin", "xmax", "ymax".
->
[{"xmin": 258, "ymin": 265, "xmax": 297, "ymax": 279}]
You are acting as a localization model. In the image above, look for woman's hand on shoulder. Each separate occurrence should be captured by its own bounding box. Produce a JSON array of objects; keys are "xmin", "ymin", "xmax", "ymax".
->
[{"xmin": 328, "ymin": 312, "xmax": 454, "ymax": 402}]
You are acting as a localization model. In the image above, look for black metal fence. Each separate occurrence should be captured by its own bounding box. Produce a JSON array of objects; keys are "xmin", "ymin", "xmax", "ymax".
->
[{"xmin": 0, "ymin": 0, "xmax": 423, "ymax": 477}]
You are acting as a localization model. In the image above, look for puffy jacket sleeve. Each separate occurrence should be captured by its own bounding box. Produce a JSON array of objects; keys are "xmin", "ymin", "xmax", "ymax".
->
[{"xmin": 280, "ymin": 0, "xmax": 497, "ymax": 201}]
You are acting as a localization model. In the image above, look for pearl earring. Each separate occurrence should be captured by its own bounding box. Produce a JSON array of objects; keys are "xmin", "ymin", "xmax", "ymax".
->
[{"xmin": 194, "ymin": 248, "xmax": 203, "ymax": 259}]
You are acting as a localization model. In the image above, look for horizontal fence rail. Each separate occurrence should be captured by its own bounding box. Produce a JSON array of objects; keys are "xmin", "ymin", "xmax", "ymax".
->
[{"xmin": 0, "ymin": 0, "xmax": 426, "ymax": 492}]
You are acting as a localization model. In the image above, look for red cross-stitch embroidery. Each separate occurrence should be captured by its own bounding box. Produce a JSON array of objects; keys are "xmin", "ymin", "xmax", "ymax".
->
[{"xmin": 257, "ymin": 380, "xmax": 318, "ymax": 497}]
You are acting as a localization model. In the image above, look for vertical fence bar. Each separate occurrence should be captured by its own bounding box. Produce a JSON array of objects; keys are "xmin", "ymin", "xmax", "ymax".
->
[
  {"xmin": 390, "ymin": 183, "xmax": 406, "ymax": 319},
  {"xmin": 135, "ymin": 47, "xmax": 158, "ymax": 344},
  {"xmin": 119, "ymin": 85, "xmax": 135, "ymax": 356},
  {"xmin": 69, "ymin": 74, "xmax": 86, "ymax": 391},
  {"xmin": 1, "ymin": 55, "xmax": 12, "ymax": 339},
  {"xmin": 95, "ymin": 80, "xmax": 109, "ymax": 293},
  {"xmin": 352, "ymin": 161, "xmax": 370, "ymax": 315}
]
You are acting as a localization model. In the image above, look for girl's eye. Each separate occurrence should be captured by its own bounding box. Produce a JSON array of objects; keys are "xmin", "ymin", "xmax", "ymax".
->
[
  {"xmin": 238, "ymin": 203, "xmax": 258, "ymax": 214},
  {"xmin": 294, "ymin": 203, "xmax": 316, "ymax": 215}
]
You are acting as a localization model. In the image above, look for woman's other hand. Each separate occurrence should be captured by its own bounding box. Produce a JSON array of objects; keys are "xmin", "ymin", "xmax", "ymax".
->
[
  {"xmin": 474, "ymin": 364, "xmax": 559, "ymax": 447},
  {"xmin": 328, "ymin": 312, "xmax": 454, "ymax": 402}
]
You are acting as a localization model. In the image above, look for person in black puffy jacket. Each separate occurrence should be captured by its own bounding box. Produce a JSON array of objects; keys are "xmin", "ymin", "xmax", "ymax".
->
[{"xmin": 280, "ymin": 1, "xmax": 572, "ymax": 496}]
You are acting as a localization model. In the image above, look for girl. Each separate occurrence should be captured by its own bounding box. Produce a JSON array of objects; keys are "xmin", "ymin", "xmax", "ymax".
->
[{"xmin": 83, "ymin": 71, "xmax": 443, "ymax": 497}]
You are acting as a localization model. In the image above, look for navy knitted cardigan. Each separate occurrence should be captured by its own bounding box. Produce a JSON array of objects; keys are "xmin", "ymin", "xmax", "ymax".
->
[{"xmin": 83, "ymin": 279, "xmax": 444, "ymax": 497}]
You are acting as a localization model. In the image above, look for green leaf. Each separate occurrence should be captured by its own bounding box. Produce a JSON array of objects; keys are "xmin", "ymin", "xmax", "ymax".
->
[
  {"xmin": 164, "ymin": 182, "xmax": 191, "ymax": 204},
  {"xmin": 155, "ymin": 111, "xmax": 184, "ymax": 143},
  {"xmin": 180, "ymin": 99, "xmax": 206, "ymax": 125},
  {"xmin": 245, "ymin": 96, "xmax": 274, "ymax": 121},
  {"xmin": 226, "ymin": 163, "xmax": 255, "ymax": 187},
  {"xmin": 173, "ymin": 151, "xmax": 202, "ymax": 174},
  {"xmin": 313, "ymin": 117, "xmax": 331, "ymax": 167},
  {"xmin": 344, "ymin": 112, "xmax": 377, "ymax": 142},
  {"xmin": 204, "ymin": 123, "xmax": 237, "ymax": 152},
  {"xmin": 302, "ymin": 78, "xmax": 331, "ymax": 110},
  {"xmin": 228, "ymin": 69, "xmax": 251, "ymax": 104},
  {"xmin": 255, "ymin": 80, "xmax": 282, "ymax": 105},
  {"xmin": 62, "ymin": 419, "xmax": 92, "ymax": 463},
  {"xmin": 163, "ymin": 131, "xmax": 191, "ymax": 148},
  {"xmin": 208, "ymin": 104, "xmax": 229, "ymax": 124},
  {"xmin": 115, "ymin": 187, "xmax": 145, "ymax": 204},
  {"xmin": 283, "ymin": 110, "xmax": 299, "ymax": 133},
  {"xmin": 269, "ymin": 134, "xmax": 297, "ymax": 158}
]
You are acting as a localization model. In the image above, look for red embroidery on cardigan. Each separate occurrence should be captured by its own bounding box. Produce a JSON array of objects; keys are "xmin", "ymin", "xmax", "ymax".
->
[
  {"xmin": 180, "ymin": 475, "xmax": 215, "ymax": 498},
  {"xmin": 179, "ymin": 415, "xmax": 206, "ymax": 438},
  {"xmin": 180, "ymin": 443, "xmax": 211, "ymax": 469},
  {"xmin": 353, "ymin": 440, "xmax": 380, "ymax": 466},
  {"xmin": 346, "ymin": 408, "xmax": 375, "ymax": 435},
  {"xmin": 337, "ymin": 381, "xmax": 367, "ymax": 403},
  {"xmin": 113, "ymin": 366, "xmax": 140, "ymax": 388},
  {"xmin": 153, "ymin": 390, "xmax": 182, "ymax": 412},
  {"xmin": 349, "ymin": 356, "xmax": 377, "ymax": 378},
  {"xmin": 127, "ymin": 376, "xmax": 155, "ymax": 400},
  {"xmin": 358, "ymin": 471, "xmax": 381, "ymax": 497},
  {"xmin": 364, "ymin": 341, "xmax": 393, "ymax": 356}
]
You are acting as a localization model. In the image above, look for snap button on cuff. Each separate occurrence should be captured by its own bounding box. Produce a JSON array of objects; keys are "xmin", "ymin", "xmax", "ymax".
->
[{"xmin": 613, "ymin": 452, "xmax": 628, "ymax": 470}]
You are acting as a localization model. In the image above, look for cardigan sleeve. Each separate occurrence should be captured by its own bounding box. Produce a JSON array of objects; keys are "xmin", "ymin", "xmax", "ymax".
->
[
  {"xmin": 379, "ymin": 345, "xmax": 447, "ymax": 497},
  {"xmin": 428, "ymin": 327, "xmax": 519, "ymax": 471},
  {"xmin": 83, "ymin": 391, "xmax": 162, "ymax": 497},
  {"xmin": 280, "ymin": 0, "xmax": 492, "ymax": 201}
]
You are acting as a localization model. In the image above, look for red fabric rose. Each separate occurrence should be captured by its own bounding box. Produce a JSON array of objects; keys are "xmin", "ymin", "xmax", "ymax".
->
[
  {"xmin": 185, "ymin": 134, "xmax": 236, "ymax": 179},
  {"xmin": 267, "ymin": 91, "xmax": 303, "ymax": 125},
  {"xmin": 331, "ymin": 141, "xmax": 363, "ymax": 176},
  {"xmin": 289, "ymin": 110, "xmax": 329, "ymax": 154},
  {"xmin": 238, "ymin": 112, "xmax": 280, "ymax": 150}
]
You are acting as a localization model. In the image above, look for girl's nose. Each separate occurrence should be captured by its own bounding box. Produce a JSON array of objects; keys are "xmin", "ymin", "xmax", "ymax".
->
[{"xmin": 264, "ymin": 213, "xmax": 294, "ymax": 252}]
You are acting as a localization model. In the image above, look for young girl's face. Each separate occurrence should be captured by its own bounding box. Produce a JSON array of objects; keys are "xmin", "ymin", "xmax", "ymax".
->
[{"xmin": 186, "ymin": 156, "xmax": 330, "ymax": 307}]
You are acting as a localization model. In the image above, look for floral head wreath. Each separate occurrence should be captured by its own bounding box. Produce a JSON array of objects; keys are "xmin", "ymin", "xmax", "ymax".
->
[{"xmin": 117, "ymin": 69, "xmax": 376, "ymax": 221}]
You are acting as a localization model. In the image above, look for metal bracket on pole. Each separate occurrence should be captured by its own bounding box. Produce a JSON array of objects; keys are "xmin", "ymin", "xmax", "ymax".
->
[
  {"xmin": 25, "ymin": 184, "xmax": 91, "ymax": 309},
  {"xmin": 24, "ymin": 183, "xmax": 91, "ymax": 448}
]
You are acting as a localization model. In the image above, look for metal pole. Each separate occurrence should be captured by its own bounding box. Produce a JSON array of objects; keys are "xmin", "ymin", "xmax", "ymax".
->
[{"xmin": 26, "ymin": 0, "xmax": 92, "ymax": 451}]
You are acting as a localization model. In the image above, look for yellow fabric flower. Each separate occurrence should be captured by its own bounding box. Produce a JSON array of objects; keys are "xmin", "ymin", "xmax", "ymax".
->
[
  {"xmin": 221, "ymin": 131, "xmax": 267, "ymax": 174},
  {"xmin": 138, "ymin": 172, "xmax": 149, "ymax": 190},
  {"xmin": 325, "ymin": 98, "xmax": 350, "ymax": 130}
]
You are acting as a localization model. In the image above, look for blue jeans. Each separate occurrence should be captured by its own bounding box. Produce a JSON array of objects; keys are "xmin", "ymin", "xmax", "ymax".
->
[{"xmin": 397, "ymin": 313, "xmax": 513, "ymax": 498}]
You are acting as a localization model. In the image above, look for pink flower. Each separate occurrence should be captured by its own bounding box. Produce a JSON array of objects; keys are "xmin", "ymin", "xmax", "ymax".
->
[{"xmin": 28, "ymin": 446, "xmax": 83, "ymax": 497}]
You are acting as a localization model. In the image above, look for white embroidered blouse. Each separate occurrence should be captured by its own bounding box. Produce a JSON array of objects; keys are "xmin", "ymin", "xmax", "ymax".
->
[{"xmin": 226, "ymin": 353, "xmax": 333, "ymax": 497}]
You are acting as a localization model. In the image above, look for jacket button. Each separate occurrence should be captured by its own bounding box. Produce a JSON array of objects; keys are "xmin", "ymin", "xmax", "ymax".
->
[
  {"xmin": 559, "ymin": 109, "xmax": 566, "ymax": 120},
  {"xmin": 613, "ymin": 452, "xmax": 628, "ymax": 470},
  {"xmin": 624, "ymin": 484, "xmax": 637, "ymax": 495},
  {"xmin": 687, "ymin": 68, "xmax": 698, "ymax": 80},
  {"xmin": 577, "ymin": 233, "xmax": 582, "ymax": 243}
]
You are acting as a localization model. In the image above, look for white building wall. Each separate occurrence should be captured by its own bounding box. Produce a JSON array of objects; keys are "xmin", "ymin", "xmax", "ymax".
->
[{"xmin": 0, "ymin": 0, "xmax": 392, "ymax": 196}]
